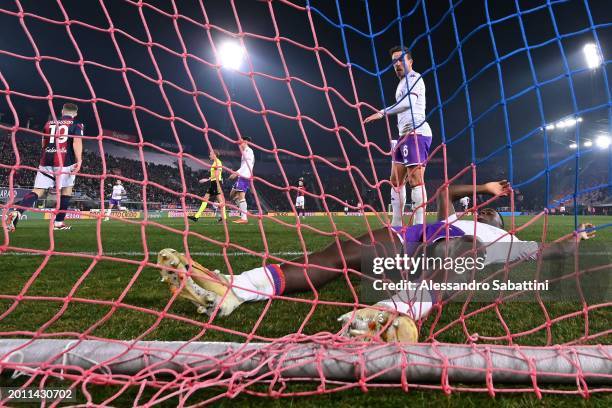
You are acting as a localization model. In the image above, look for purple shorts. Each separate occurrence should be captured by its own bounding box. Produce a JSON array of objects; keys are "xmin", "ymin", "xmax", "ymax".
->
[
  {"xmin": 109, "ymin": 198, "xmax": 121, "ymax": 206},
  {"xmin": 393, "ymin": 133, "xmax": 432, "ymax": 166},
  {"xmin": 232, "ymin": 177, "xmax": 250, "ymax": 193}
]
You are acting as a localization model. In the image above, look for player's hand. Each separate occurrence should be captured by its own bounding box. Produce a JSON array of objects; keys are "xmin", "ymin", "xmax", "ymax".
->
[
  {"xmin": 199, "ymin": 178, "xmax": 209, "ymax": 183},
  {"xmin": 363, "ymin": 112, "xmax": 384, "ymax": 124},
  {"xmin": 577, "ymin": 223, "xmax": 596, "ymax": 241},
  {"xmin": 228, "ymin": 173, "xmax": 237, "ymax": 180},
  {"xmin": 71, "ymin": 161, "xmax": 82, "ymax": 175},
  {"xmin": 337, "ymin": 307, "xmax": 418, "ymax": 343},
  {"xmin": 484, "ymin": 180, "xmax": 511, "ymax": 197}
]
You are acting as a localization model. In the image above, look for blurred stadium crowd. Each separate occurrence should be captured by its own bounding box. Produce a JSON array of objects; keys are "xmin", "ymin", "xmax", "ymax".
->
[{"xmin": 1, "ymin": 128, "xmax": 609, "ymax": 214}]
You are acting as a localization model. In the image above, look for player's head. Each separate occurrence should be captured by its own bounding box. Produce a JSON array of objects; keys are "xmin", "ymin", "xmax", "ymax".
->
[
  {"xmin": 389, "ymin": 46, "xmax": 412, "ymax": 78},
  {"xmin": 239, "ymin": 136, "xmax": 251, "ymax": 147},
  {"xmin": 61, "ymin": 103, "xmax": 78, "ymax": 118},
  {"xmin": 477, "ymin": 208, "xmax": 505, "ymax": 229},
  {"xmin": 209, "ymin": 149, "xmax": 218, "ymax": 160},
  {"xmin": 115, "ymin": 180, "xmax": 122, "ymax": 185},
  {"xmin": 298, "ymin": 177, "xmax": 303, "ymax": 186}
]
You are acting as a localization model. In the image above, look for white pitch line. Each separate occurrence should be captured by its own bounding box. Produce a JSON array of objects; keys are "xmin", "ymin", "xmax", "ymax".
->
[{"xmin": 0, "ymin": 251, "xmax": 310, "ymax": 257}]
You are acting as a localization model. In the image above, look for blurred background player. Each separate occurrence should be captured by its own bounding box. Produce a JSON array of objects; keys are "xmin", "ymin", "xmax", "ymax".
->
[
  {"xmin": 364, "ymin": 46, "xmax": 432, "ymax": 227},
  {"xmin": 189, "ymin": 150, "xmax": 225, "ymax": 223},
  {"xmin": 295, "ymin": 177, "xmax": 306, "ymax": 219},
  {"xmin": 459, "ymin": 196, "xmax": 470, "ymax": 213},
  {"xmin": 228, "ymin": 137, "xmax": 254, "ymax": 224},
  {"xmin": 6, "ymin": 103, "xmax": 83, "ymax": 231},
  {"xmin": 104, "ymin": 180, "xmax": 126, "ymax": 221}
]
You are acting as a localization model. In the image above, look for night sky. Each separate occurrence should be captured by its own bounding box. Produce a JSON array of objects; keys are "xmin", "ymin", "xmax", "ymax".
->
[{"xmin": 0, "ymin": 0, "xmax": 610, "ymax": 206}]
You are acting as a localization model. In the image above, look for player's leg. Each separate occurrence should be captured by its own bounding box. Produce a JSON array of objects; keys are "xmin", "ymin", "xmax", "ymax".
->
[
  {"xmin": 51, "ymin": 165, "xmax": 77, "ymax": 230},
  {"xmin": 54, "ymin": 185, "xmax": 74, "ymax": 230},
  {"xmin": 215, "ymin": 193, "xmax": 226, "ymax": 222},
  {"xmin": 235, "ymin": 191, "xmax": 248, "ymax": 223},
  {"xmin": 104, "ymin": 202, "xmax": 115, "ymax": 221},
  {"xmin": 390, "ymin": 162, "xmax": 408, "ymax": 227},
  {"xmin": 158, "ymin": 227, "xmax": 401, "ymax": 316},
  {"xmin": 5, "ymin": 165, "xmax": 52, "ymax": 231},
  {"xmin": 407, "ymin": 164, "xmax": 427, "ymax": 225},
  {"xmin": 190, "ymin": 193, "xmax": 210, "ymax": 222},
  {"xmin": 403, "ymin": 134, "xmax": 431, "ymax": 225}
]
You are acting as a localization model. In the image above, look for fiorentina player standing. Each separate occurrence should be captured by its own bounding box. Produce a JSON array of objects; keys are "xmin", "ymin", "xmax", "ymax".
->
[
  {"xmin": 228, "ymin": 136, "xmax": 254, "ymax": 224},
  {"xmin": 6, "ymin": 103, "xmax": 83, "ymax": 231},
  {"xmin": 105, "ymin": 180, "xmax": 127, "ymax": 221},
  {"xmin": 364, "ymin": 46, "xmax": 432, "ymax": 227}
]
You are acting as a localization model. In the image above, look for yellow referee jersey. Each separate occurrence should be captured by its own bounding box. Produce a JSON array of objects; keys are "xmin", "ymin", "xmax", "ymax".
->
[{"xmin": 210, "ymin": 157, "xmax": 222, "ymax": 181}]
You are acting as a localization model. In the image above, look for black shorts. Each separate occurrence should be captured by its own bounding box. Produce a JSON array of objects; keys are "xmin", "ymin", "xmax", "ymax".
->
[{"xmin": 206, "ymin": 181, "xmax": 221, "ymax": 197}]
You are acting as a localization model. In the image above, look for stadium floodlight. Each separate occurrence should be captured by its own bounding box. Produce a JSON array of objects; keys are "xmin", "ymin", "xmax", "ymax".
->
[
  {"xmin": 583, "ymin": 43, "xmax": 603, "ymax": 69},
  {"xmin": 545, "ymin": 124, "xmax": 555, "ymax": 130},
  {"xmin": 217, "ymin": 41, "xmax": 245, "ymax": 70},
  {"xmin": 595, "ymin": 135, "xmax": 611, "ymax": 149},
  {"xmin": 569, "ymin": 142, "xmax": 578, "ymax": 149},
  {"xmin": 584, "ymin": 140, "xmax": 593, "ymax": 147}
]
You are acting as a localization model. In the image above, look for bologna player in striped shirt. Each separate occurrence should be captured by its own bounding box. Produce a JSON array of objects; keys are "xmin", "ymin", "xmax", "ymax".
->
[{"xmin": 6, "ymin": 103, "xmax": 83, "ymax": 231}]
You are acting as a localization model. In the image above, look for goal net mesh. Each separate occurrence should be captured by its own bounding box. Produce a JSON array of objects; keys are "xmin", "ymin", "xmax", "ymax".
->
[{"xmin": 0, "ymin": 0, "xmax": 610, "ymax": 404}]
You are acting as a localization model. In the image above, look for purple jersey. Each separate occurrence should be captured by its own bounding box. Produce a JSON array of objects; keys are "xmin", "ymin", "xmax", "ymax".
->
[{"xmin": 394, "ymin": 221, "xmax": 465, "ymax": 256}]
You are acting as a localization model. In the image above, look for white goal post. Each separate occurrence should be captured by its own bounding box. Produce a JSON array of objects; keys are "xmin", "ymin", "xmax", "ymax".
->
[{"xmin": 1, "ymin": 339, "xmax": 610, "ymax": 384}]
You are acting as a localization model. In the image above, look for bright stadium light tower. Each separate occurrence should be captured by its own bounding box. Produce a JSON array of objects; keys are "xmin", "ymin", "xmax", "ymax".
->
[
  {"xmin": 218, "ymin": 41, "xmax": 245, "ymax": 70},
  {"xmin": 595, "ymin": 134, "xmax": 611, "ymax": 149},
  {"xmin": 583, "ymin": 43, "xmax": 603, "ymax": 69}
]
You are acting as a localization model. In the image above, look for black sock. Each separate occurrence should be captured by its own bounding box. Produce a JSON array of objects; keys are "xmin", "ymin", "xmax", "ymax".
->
[
  {"xmin": 55, "ymin": 195, "xmax": 72, "ymax": 223},
  {"xmin": 17, "ymin": 191, "xmax": 39, "ymax": 213}
]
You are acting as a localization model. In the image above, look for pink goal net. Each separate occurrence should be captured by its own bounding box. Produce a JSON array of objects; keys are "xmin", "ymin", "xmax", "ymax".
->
[{"xmin": 0, "ymin": 0, "xmax": 610, "ymax": 405}]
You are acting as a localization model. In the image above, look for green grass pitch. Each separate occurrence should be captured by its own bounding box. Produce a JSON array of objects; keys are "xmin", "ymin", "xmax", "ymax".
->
[{"xmin": 1, "ymin": 214, "xmax": 610, "ymax": 406}]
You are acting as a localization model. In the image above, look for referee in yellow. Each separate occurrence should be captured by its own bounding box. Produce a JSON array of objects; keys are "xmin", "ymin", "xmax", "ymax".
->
[{"xmin": 189, "ymin": 149, "xmax": 226, "ymax": 222}]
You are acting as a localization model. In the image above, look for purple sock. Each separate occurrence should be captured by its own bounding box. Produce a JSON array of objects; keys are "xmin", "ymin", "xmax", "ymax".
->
[
  {"xmin": 55, "ymin": 195, "xmax": 72, "ymax": 222},
  {"xmin": 17, "ymin": 192, "xmax": 39, "ymax": 213}
]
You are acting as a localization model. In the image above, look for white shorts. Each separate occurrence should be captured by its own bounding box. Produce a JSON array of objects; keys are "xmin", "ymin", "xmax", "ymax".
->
[
  {"xmin": 295, "ymin": 196, "xmax": 304, "ymax": 208},
  {"xmin": 34, "ymin": 165, "xmax": 76, "ymax": 189}
]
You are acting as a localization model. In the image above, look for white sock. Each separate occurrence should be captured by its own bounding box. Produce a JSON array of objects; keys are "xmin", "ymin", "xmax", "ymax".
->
[
  {"xmin": 390, "ymin": 185, "xmax": 406, "ymax": 227},
  {"xmin": 411, "ymin": 184, "xmax": 427, "ymax": 225},
  {"xmin": 376, "ymin": 288, "xmax": 433, "ymax": 320},
  {"xmin": 229, "ymin": 267, "xmax": 275, "ymax": 302},
  {"xmin": 238, "ymin": 199, "xmax": 247, "ymax": 220},
  {"xmin": 106, "ymin": 208, "xmax": 112, "ymax": 216}
]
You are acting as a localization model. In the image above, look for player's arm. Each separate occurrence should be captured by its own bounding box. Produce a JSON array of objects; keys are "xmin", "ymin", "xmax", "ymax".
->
[
  {"xmin": 381, "ymin": 78, "xmax": 423, "ymax": 116},
  {"xmin": 538, "ymin": 223, "xmax": 595, "ymax": 259},
  {"xmin": 71, "ymin": 123, "xmax": 84, "ymax": 174},
  {"xmin": 42, "ymin": 122, "xmax": 50, "ymax": 147},
  {"xmin": 364, "ymin": 78, "xmax": 424, "ymax": 124},
  {"xmin": 212, "ymin": 161, "xmax": 221, "ymax": 181},
  {"xmin": 231, "ymin": 154, "xmax": 250, "ymax": 180},
  {"xmin": 436, "ymin": 180, "xmax": 510, "ymax": 221}
]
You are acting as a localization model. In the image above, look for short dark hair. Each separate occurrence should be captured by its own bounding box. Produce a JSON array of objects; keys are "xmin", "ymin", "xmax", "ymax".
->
[
  {"xmin": 389, "ymin": 46, "xmax": 411, "ymax": 60},
  {"xmin": 62, "ymin": 103, "xmax": 78, "ymax": 113},
  {"xmin": 241, "ymin": 136, "xmax": 252, "ymax": 143}
]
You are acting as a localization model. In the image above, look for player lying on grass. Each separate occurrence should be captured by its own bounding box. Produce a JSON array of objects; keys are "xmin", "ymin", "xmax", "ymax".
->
[{"xmin": 157, "ymin": 180, "xmax": 595, "ymax": 342}]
